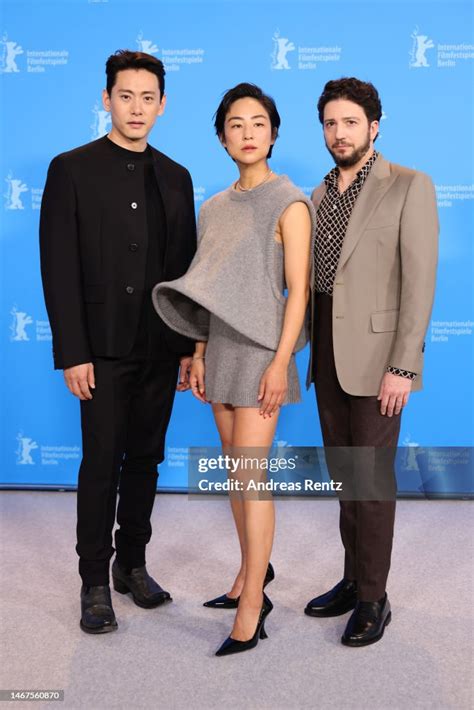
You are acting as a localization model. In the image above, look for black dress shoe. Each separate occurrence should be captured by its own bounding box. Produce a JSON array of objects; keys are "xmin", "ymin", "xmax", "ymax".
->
[
  {"xmin": 305, "ymin": 578, "xmax": 357, "ymax": 617},
  {"xmin": 80, "ymin": 585, "xmax": 118, "ymax": 634},
  {"xmin": 203, "ymin": 562, "xmax": 275, "ymax": 609},
  {"xmin": 341, "ymin": 594, "xmax": 392, "ymax": 647},
  {"xmin": 215, "ymin": 593, "xmax": 273, "ymax": 657},
  {"xmin": 111, "ymin": 560, "xmax": 172, "ymax": 609}
]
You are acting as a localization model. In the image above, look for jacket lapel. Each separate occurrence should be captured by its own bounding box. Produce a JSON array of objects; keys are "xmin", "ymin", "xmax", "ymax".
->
[{"xmin": 337, "ymin": 153, "xmax": 395, "ymax": 271}]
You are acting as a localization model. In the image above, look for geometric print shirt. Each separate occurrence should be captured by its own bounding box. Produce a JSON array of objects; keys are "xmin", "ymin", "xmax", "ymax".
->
[
  {"xmin": 313, "ymin": 150, "xmax": 416, "ymax": 380},
  {"xmin": 314, "ymin": 150, "xmax": 378, "ymax": 295}
]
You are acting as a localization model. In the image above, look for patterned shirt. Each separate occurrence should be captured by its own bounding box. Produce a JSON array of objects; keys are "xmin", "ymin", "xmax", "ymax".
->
[
  {"xmin": 314, "ymin": 151, "xmax": 378, "ymax": 295},
  {"xmin": 314, "ymin": 151, "xmax": 416, "ymax": 381}
]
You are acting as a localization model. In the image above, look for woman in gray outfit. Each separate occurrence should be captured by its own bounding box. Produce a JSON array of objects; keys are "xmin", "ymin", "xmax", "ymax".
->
[{"xmin": 153, "ymin": 83, "xmax": 314, "ymax": 656}]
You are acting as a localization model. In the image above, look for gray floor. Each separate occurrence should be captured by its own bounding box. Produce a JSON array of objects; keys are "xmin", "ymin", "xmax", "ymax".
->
[{"xmin": 0, "ymin": 492, "xmax": 472, "ymax": 710}]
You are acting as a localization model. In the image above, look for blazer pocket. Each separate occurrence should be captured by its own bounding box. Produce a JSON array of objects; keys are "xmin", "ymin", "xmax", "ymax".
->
[
  {"xmin": 365, "ymin": 221, "xmax": 398, "ymax": 231},
  {"xmin": 84, "ymin": 284, "xmax": 105, "ymax": 303},
  {"xmin": 371, "ymin": 309, "xmax": 399, "ymax": 333}
]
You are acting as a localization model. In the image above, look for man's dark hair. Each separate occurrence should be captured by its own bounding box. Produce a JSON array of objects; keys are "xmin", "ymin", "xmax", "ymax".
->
[
  {"xmin": 317, "ymin": 77, "xmax": 382, "ymax": 126},
  {"xmin": 214, "ymin": 82, "xmax": 281, "ymax": 158},
  {"xmin": 105, "ymin": 50, "xmax": 166, "ymax": 97}
]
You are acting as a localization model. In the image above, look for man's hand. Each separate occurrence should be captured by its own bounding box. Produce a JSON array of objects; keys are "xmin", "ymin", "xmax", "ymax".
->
[
  {"xmin": 377, "ymin": 372, "xmax": 412, "ymax": 416},
  {"xmin": 63, "ymin": 363, "xmax": 95, "ymax": 400},
  {"xmin": 176, "ymin": 356, "xmax": 192, "ymax": 392}
]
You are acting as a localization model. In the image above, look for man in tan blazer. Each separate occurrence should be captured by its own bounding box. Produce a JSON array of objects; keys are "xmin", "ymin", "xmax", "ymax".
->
[{"xmin": 304, "ymin": 77, "xmax": 438, "ymax": 647}]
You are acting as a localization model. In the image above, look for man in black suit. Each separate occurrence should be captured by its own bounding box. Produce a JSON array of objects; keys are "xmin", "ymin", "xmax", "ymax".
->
[{"xmin": 40, "ymin": 50, "xmax": 196, "ymax": 634}]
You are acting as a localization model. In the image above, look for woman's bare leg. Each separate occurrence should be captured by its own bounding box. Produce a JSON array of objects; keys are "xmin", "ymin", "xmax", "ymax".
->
[
  {"xmin": 229, "ymin": 407, "xmax": 279, "ymax": 640},
  {"xmin": 212, "ymin": 403, "xmax": 246, "ymax": 599}
]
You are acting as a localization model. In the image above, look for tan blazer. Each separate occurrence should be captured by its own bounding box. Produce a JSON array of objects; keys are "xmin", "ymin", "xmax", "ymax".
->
[{"xmin": 308, "ymin": 153, "xmax": 439, "ymax": 396}]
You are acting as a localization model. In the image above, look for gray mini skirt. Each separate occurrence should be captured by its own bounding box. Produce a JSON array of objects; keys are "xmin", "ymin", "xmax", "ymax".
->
[{"xmin": 204, "ymin": 314, "xmax": 301, "ymax": 408}]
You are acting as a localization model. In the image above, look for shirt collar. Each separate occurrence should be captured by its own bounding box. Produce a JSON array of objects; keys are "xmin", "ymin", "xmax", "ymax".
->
[{"xmin": 324, "ymin": 149, "xmax": 379, "ymax": 190}]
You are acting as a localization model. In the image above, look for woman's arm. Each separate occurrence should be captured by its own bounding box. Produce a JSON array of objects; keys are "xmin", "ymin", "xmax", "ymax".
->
[
  {"xmin": 190, "ymin": 340, "xmax": 209, "ymax": 403},
  {"xmin": 258, "ymin": 201, "xmax": 312, "ymax": 417}
]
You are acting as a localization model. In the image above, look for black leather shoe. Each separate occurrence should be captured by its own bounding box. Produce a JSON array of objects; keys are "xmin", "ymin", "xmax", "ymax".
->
[
  {"xmin": 341, "ymin": 594, "xmax": 392, "ymax": 647},
  {"xmin": 215, "ymin": 593, "xmax": 273, "ymax": 657},
  {"xmin": 112, "ymin": 560, "xmax": 172, "ymax": 609},
  {"xmin": 305, "ymin": 578, "xmax": 357, "ymax": 617},
  {"xmin": 80, "ymin": 585, "xmax": 118, "ymax": 634},
  {"xmin": 203, "ymin": 562, "xmax": 275, "ymax": 609}
]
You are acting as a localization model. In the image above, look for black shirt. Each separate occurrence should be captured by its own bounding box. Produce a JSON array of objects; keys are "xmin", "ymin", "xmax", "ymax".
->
[
  {"xmin": 131, "ymin": 148, "xmax": 170, "ymax": 359},
  {"xmin": 105, "ymin": 138, "xmax": 170, "ymax": 360}
]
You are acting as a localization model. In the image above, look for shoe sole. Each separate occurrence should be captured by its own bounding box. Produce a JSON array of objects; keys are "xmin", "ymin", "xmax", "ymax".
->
[
  {"xmin": 113, "ymin": 578, "xmax": 172, "ymax": 608},
  {"xmin": 203, "ymin": 599, "xmax": 239, "ymax": 609},
  {"xmin": 304, "ymin": 602, "xmax": 357, "ymax": 618},
  {"xmin": 80, "ymin": 620, "xmax": 118, "ymax": 634},
  {"xmin": 130, "ymin": 595, "xmax": 172, "ymax": 609},
  {"xmin": 340, "ymin": 611, "xmax": 392, "ymax": 647}
]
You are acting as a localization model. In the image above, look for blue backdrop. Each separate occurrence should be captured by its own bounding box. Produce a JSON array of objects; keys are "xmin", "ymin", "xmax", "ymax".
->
[{"xmin": 1, "ymin": 0, "xmax": 473, "ymax": 492}]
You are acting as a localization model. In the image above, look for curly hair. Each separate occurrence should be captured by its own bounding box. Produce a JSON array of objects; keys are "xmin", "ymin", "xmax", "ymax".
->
[{"xmin": 317, "ymin": 77, "xmax": 382, "ymax": 125}]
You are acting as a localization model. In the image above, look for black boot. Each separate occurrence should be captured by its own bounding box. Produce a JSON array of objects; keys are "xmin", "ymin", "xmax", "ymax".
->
[
  {"xmin": 112, "ymin": 559, "xmax": 172, "ymax": 609},
  {"xmin": 80, "ymin": 585, "xmax": 118, "ymax": 634}
]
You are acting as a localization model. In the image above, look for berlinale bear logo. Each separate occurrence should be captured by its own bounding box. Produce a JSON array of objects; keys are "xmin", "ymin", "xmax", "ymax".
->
[
  {"xmin": 10, "ymin": 306, "xmax": 33, "ymax": 341},
  {"xmin": 271, "ymin": 30, "xmax": 296, "ymax": 70},
  {"xmin": 91, "ymin": 101, "xmax": 112, "ymax": 140},
  {"xmin": 16, "ymin": 433, "xmax": 38, "ymax": 465},
  {"xmin": 4, "ymin": 173, "xmax": 28, "ymax": 209},
  {"xmin": 136, "ymin": 31, "xmax": 159, "ymax": 55},
  {"xmin": 0, "ymin": 33, "xmax": 23, "ymax": 73},
  {"xmin": 409, "ymin": 27, "xmax": 435, "ymax": 68}
]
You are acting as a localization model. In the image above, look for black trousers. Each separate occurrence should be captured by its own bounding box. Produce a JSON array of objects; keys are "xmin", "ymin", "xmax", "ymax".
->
[
  {"xmin": 312, "ymin": 293, "xmax": 400, "ymax": 601},
  {"xmin": 76, "ymin": 354, "xmax": 179, "ymax": 585}
]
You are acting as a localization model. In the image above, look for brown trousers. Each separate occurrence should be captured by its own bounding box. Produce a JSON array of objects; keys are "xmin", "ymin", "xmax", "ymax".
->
[{"xmin": 312, "ymin": 293, "xmax": 400, "ymax": 601}]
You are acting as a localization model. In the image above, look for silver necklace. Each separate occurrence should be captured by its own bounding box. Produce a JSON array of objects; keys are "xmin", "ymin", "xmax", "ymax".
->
[{"xmin": 235, "ymin": 169, "xmax": 273, "ymax": 192}]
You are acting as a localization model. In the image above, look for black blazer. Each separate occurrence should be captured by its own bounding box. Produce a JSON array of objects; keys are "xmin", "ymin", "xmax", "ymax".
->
[{"xmin": 39, "ymin": 136, "xmax": 196, "ymax": 369}]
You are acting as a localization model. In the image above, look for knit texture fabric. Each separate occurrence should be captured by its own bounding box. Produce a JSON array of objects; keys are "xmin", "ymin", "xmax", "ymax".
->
[{"xmin": 152, "ymin": 175, "xmax": 316, "ymax": 352}]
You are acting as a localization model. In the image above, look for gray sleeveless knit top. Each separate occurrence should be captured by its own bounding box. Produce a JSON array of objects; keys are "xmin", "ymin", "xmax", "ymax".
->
[{"xmin": 152, "ymin": 175, "xmax": 316, "ymax": 352}]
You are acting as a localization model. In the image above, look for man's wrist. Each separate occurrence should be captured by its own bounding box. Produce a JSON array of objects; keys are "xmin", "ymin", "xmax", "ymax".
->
[{"xmin": 386, "ymin": 365, "xmax": 417, "ymax": 381}]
